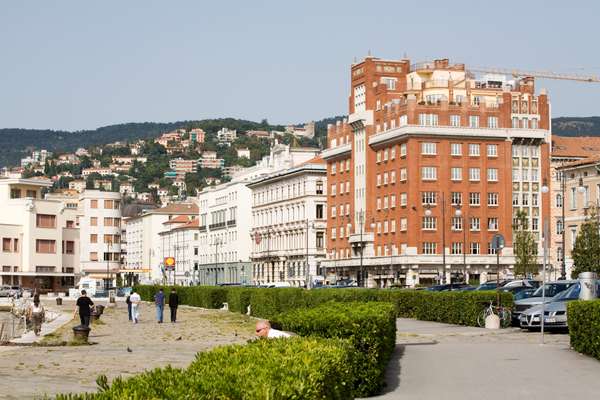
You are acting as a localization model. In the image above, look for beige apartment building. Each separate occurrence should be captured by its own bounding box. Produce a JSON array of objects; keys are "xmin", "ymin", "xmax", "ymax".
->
[
  {"xmin": 557, "ymin": 156, "xmax": 600, "ymax": 278},
  {"xmin": 0, "ymin": 178, "xmax": 79, "ymax": 292}
]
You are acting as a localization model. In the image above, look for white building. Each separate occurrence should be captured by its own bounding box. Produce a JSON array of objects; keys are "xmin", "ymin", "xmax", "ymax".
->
[
  {"xmin": 237, "ymin": 148, "xmax": 251, "ymax": 159},
  {"xmin": 124, "ymin": 203, "xmax": 199, "ymax": 282},
  {"xmin": 158, "ymin": 215, "xmax": 200, "ymax": 285},
  {"xmin": 217, "ymin": 128, "xmax": 237, "ymax": 145},
  {"xmin": 0, "ymin": 178, "xmax": 79, "ymax": 292},
  {"xmin": 195, "ymin": 143, "xmax": 319, "ymax": 285},
  {"xmin": 248, "ymin": 157, "xmax": 327, "ymax": 287},
  {"xmin": 78, "ymin": 191, "xmax": 123, "ymax": 286}
]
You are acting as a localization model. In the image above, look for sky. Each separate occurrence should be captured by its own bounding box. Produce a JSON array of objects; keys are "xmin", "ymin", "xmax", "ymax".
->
[{"xmin": 1, "ymin": 0, "xmax": 599, "ymax": 131}]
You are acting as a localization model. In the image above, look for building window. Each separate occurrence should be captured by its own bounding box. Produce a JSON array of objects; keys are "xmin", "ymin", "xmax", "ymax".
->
[
  {"xmin": 487, "ymin": 168, "xmax": 498, "ymax": 182},
  {"xmin": 469, "ymin": 168, "xmax": 480, "ymax": 182},
  {"xmin": 450, "ymin": 115, "xmax": 461, "ymax": 127},
  {"xmin": 470, "ymin": 242, "xmax": 480, "ymax": 255},
  {"xmin": 399, "ymin": 115, "xmax": 408, "ymax": 126},
  {"xmin": 376, "ymin": 151, "xmax": 382, "ymax": 163},
  {"xmin": 451, "ymin": 167, "xmax": 462, "ymax": 181},
  {"xmin": 488, "ymin": 193, "xmax": 499, "ymax": 206},
  {"xmin": 419, "ymin": 114, "xmax": 439, "ymax": 126},
  {"xmin": 556, "ymin": 219, "xmax": 564, "ymax": 234},
  {"xmin": 421, "ymin": 142, "xmax": 437, "ymax": 155},
  {"xmin": 331, "ymin": 184, "xmax": 336, "ymax": 196},
  {"xmin": 383, "ymin": 172, "xmax": 389, "ymax": 185},
  {"xmin": 522, "ymin": 193, "xmax": 529, "ymax": 206},
  {"xmin": 421, "ymin": 192, "xmax": 437, "ymax": 205},
  {"xmin": 570, "ymin": 187, "xmax": 577, "ymax": 209},
  {"xmin": 65, "ymin": 241, "xmax": 75, "ymax": 255},
  {"xmin": 512, "ymin": 117, "xmax": 519, "ymax": 128},
  {"xmin": 104, "ymin": 200, "xmax": 113, "ymax": 209},
  {"xmin": 90, "ymin": 234, "xmax": 98, "ymax": 244},
  {"xmin": 331, "ymin": 163, "xmax": 337, "ymax": 174},
  {"xmin": 468, "ymin": 144, "xmax": 480, "ymax": 156},
  {"xmin": 10, "ymin": 188, "xmax": 21, "ymax": 199},
  {"xmin": 400, "ymin": 193, "xmax": 407, "ymax": 207},
  {"xmin": 469, "ymin": 192, "xmax": 480, "ymax": 206},
  {"xmin": 451, "ymin": 242, "xmax": 463, "ymax": 254},
  {"xmin": 331, "ymin": 228, "xmax": 337, "ymax": 240},
  {"xmin": 422, "ymin": 217, "xmax": 437, "ymax": 230},
  {"xmin": 400, "ymin": 168, "xmax": 408, "ymax": 181},
  {"xmin": 35, "ymin": 239, "xmax": 56, "ymax": 254},
  {"xmin": 513, "ymin": 193, "xmax": 520, "ymax": 205},
  {"xmin": 331, "ymin": 206, "xmax": 337, "ymax": 218},
  {"xmin": 90, "ymin": 252, "xmax": 98, "ymax": 261},
  {"xmin": 469, "ymin": 116, "xmax": 479, "ymax": 128},
  {"xmin": 531, "ymin": 119, "xmax": 538, "ymax": 129},
  {"xmin": 522, "ymin": 118, "xmax": 529, "ymax": 129},
  {"xmin": 470, "ymin": 217, "xmax": 480, "ymax": 231},
  {"xmin": 400, "ymin": 143, "xmax": 407, "ymax": 157},
  {"xmin": 391, "ymin": 220, "xmax": 396, "ymax": 233},
  {"xmin": 451, "ymin": 217, "xmax": 462, "ymax": 231},
  {"xmin": 451, "ymin": 192, "xmax": 462, "ymax": 205},
  {"xmin": 2, "ymin": 238, "xmax": 11, "ymax": 252},
  {"xmin": 422, "ymin": 242, "xmax": 437, "ymax": 254},
  {"xmin": 421, "ymin": 167, "xmax": 437, "ymax": 181},
  {"xmin": 390, "ymin": 194, "xmax": 396, "ymax": 208},
  {"xmin": 488, "ymin": 217, "xmax": 499, "ymax": 231},
  {"xmin": 383, "ymin": 149, "xmax": 389, "ymax": 161},
  {"xmin": 556, "ymin": 194, "xmax": 563, "ymax": 208},
  {"xmin": 316, "ymin": 181, "xmax": 323, "ymax": 194},
  {"xmin": 316, "ymin": 204, "xmax": 324, "ymax": 219},
  {"xmin": 487, "ymin": 144, "xmax": 498, "ymax": 157},
  {"xmin": 390, "ymin": 170, "xmax": 396, "ymax": 183},
  {"xmin": 376, "ymin": 198, "xmax": 381, "ymax": 210},
  {"xmin": 488, "ymin": 116, "xmax": 498, "ymax": 128},
  {"xmin": 91, "ymin": 200, "xmax": 98, "ymax": 209},
  {"xmin": 400, "ymin": 218, "xmax": 408, "ymax": 231},
  {"xmin": 390, "ymin": 147, "xmax": 396, "ymax": 159},
  {"xmin": 450, "ymin": 143, "xmax": 462, "ymax": 156},
  {"xmin": 532, "ymin": 193, "xmax": 539, "ymax": 207},
  {"xmin": 36, "ymin": 214, "xmax": 56, "ymax": 228},
  {"xmin": 316, "ymin": 232, "xmax": 324, "ymax": 249}
]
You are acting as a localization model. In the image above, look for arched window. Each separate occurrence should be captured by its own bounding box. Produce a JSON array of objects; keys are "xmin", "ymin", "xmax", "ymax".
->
[{"xmin": 556, "ymin": 194, "xmax": 563, "ymax": 208}]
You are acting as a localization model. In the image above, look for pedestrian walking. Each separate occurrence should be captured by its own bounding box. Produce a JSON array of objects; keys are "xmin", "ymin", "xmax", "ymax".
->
[
  {"xmin": 129, "ymin": 289, "xmax": 141, "ymax": 323},
  {"xmin": 126, "ymin": 292, "xmax": 132, "ymax": 321},
  {"xmin": 154, "ymin": 288, "xmax": 165, "ymax": 323},
  {"xmin": 168, "ymin": 288, "xmax": 179, "ymax": 323},
  {"xmin": 26, "ymin": 294, "xmax": 45, "ymax": 336},
  {"xmin": 74, "ymin": 290, "xmax": 94, "ymax": 327}
]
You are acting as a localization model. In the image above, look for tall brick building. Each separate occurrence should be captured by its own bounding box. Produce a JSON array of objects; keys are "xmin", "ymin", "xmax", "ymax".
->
[{"xmin": 321, "ymin": 57, "xmax": 551, "ymax": 287}]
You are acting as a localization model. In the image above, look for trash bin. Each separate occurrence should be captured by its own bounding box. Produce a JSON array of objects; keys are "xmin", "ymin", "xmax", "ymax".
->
[
  {"xmin": 72, "ymin": 325, "xmax": 91, "ymax": 343},
  {"xmin": 96, "ymin": 305, "xmax": 105, "ymax": 315},
  {"xmin": 578, "ymin": 272, "xmax": 598, "ymax": 300},
  {"xmin": 56, "ymin": 297, "xmax": 63, "ymax": 306},
  {"xmin": 90, "ymin": 311, "xmax": 100, "ymax": 322}
]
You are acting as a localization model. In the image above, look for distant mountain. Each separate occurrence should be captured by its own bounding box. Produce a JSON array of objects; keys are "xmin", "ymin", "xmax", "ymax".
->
[
  {"xmin": 1, "ymin": 116, "xmax": 598, "ymax": 168},
  {"xmin": 551, "ymin": 117, "xmax": 600, "ymax": 136}
]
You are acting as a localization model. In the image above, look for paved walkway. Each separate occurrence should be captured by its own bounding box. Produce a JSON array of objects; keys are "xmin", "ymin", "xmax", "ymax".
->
[
  {"xmin": 372, "ymin": 319, "xmax": 600, "ymax": 400},
  {"xmin": 0, "ymin": 301, "xmax": 255, "ymax": 399}
]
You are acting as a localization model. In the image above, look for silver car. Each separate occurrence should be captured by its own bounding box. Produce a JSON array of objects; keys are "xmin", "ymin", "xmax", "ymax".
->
[
  {"xmin": 519, "ymin": 282, "xmax": 600, "ymax": 329},
  {"xmin": 512, "ymin": 280, "xmax": 578, "ymax": 323}
]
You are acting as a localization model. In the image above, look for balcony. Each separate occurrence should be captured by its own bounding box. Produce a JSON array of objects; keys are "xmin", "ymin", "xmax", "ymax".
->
[
  {"xmin": 208, "ymin": 222, "xmax": 226, "ymax": 230},
  {"xmin": 227, "ymin": 220, "xmax": 236, "ymax": 227},
  {"xmin": 199, "ymin": 225, "xmax": 207, "ymax": 232}
]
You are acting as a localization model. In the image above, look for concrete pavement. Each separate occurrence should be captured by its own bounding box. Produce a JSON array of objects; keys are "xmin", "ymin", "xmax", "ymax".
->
[{"xmin": 372, "ymin": 318, "xmax": 600, "ymax": 399}]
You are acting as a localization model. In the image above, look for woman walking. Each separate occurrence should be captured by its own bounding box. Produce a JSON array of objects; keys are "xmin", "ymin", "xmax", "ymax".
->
[
  {"xmin": 27, "ymin": 295, "xmax": 45, "ymax": 336},
  {"xmin": 129, "ymin": 289, "xmax": 141, "ymax": 323}
]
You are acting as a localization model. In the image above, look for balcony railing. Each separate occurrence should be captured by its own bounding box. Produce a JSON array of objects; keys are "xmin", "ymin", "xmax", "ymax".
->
[
  {"xmin": 227, "ymin": 220, "xmax": 236, "ymax": 227},
  {"xmin": 209, "ymin": 222, "xmax": 226, "ymax": 230}
]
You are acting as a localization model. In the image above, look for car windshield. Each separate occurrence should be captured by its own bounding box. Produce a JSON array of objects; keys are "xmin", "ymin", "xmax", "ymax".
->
[
  {"xmin": 551, "ymin": 284, "xmax": 580, "ymax": 301},
  {"xmin": 530, "ymin": 282, "xmax": 574, "ymax": 298}
]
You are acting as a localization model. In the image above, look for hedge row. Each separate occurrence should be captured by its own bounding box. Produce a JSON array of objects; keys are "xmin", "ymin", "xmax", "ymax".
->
[
  {"xmin": 55, "ymin": 337, "xmax": 355, "ymax": 400},
  {"xmin": 567, "ymin": 300, "xmax": 600, "ymax": 360},
  {"xmin": 272, "ymin": 301, "xmax": 396, "ymax": 397},
  {"xmin": 135, "ymin": 285, "xmax": 513, "ymax": 327}
]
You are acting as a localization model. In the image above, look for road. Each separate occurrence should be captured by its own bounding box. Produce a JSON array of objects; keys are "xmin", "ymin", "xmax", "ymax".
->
[{"xmin": 372, "ymin": 319, "xmax": 600, "ymax": 400}]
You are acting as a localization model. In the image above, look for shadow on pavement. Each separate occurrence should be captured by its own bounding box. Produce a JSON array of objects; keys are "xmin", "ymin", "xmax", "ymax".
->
[{"xmin": 379, "ymin": 341, "xmax": 438, "ymax": 396}]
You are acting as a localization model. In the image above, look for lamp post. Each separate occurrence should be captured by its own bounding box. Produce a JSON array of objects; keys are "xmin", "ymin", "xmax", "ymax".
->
[
  {"xmin": 560, "ymin": 170, "xmax": 567, "ymax": 280},
  {"xmin": 541, "ymin": 182, "xmax": 550, "ymax": 344},
  {"xmin": 356, "ymin": 210, "xmax": 375, "ymax": 288},
  {"xmin": 454, "ymin": 206, "xmax": 467, "ymax": 281}
]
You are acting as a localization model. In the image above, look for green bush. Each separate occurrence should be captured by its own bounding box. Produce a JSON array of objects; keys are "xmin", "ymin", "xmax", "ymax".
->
[
  {"xmin": 134, "ymin": 285, "xmax": 513, "ymax": 327},
  {"xmin": 568, "ymin": 300, "xmax": 600, "ymax": 360},
  {"xmin": 55, "ymin": 338, "xmax": 354, "ymax": 400},
  {"xmin": 272, "ymin": 301, "xmax": 396, "ymax": 397}
]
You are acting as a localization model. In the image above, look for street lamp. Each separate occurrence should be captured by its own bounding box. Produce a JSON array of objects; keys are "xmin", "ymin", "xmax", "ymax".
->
[
  {"xmin": 541, "ymin": 181, "xmax": 550, "ymax": 344},
  {"xmin": 454, "ymin": 206, "xmax": 467, "ymax": 282},
  {"xmin": 213, "ymin": 237, "xmax": 222, "ymax": 285}
]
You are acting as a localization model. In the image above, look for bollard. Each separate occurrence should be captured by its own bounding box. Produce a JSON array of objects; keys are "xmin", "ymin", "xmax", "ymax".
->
[
  {"xmin": 56, "ymin": 297, "xmax": 63, "ymax": 306},
  {"xmin": 578, "ymin": 272, "xmax": 598, "ymax": 300}
]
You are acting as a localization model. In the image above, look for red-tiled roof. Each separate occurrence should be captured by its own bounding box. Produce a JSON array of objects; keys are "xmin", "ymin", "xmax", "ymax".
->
[
  {"xmin": 163, "ymin": 215, "xmax": 193, "ymax": 224},
  {"xmin": 552, "ymin": 136, "xmax": 600, "ymax": 158},
  {"xmin": 299, "ymin": 155, "xmax": 326, "ymax": 166},
  {"xmin": 558, "ymin": 155, "xmax": 600, "ymax": 169}
]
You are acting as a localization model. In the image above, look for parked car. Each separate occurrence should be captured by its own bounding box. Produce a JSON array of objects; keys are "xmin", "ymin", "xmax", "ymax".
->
[
  {"xmin": 512, "ymin": 288, "xmax": 536, "ymax": 301},
  {"xmin": 474, "ymin": 282, "xmax": 501, "ymax": 291},
  {"xmin": 519, "ymin": 281, "xmax": 600, "ymax": 330},
  {"xmin": 512, "ymin": 280, "xmax": 578, "ymax": 324},
  {"xmin": 0, "ymin": 285, "xmax": 12, "ymax": 297},
  {"xmin": 9, "ymin": 286, "xmax": 23, "ymax": 298},
  {"xmin": 425, "ymin": 283, "xmax": 471, "ymax": 291},
  {"xmin": 502, "ymin": 279, "xmax": 539, "ymax": 289}
]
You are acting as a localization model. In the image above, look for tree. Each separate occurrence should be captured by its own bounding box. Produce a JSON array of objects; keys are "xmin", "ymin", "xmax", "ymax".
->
[
  {"xmin": 512, "ymin": 209, "xmax": 537, "ymax": 278},
  {"xmin": 571, "ymin": 207, "xmax": 600, "ymax": 277}
]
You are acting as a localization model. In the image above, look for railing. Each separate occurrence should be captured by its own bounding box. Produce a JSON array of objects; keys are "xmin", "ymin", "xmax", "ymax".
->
[
  {"xmin": 199, "ymin": 226, "xmax": 207, "ymax": 232},
  {"xmin": 209, "ymin": 222, "xmax": 226, "ymax": 230},
  {"xmin": 227, "ymin": 220, "xmax": 236, "ymax": 227}
]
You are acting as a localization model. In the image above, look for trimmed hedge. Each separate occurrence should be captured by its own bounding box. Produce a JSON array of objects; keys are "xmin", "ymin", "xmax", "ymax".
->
[
  {"xmin": 567, "ymin": 300, "xmax": 600, "ymax": 360},
  {"xmin": 273, "ymin": 301, "xmax": 396, "ymax": 397},
  {"xmin": 55, "ymin": 337, "xmax": 355, "ymax": 400},
  {"xmin": 135, "ymin": 285, "xmax": 513, "ymax": 327}
]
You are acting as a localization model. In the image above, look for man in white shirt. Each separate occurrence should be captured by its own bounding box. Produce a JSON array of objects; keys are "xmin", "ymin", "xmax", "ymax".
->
[
  {"xmin": 129, "ymin": 289, "xmax": 141, "ymax": 323},
  {"xmin": 255, "ymin": 320, "xmax": 291, "ymax": 338}
]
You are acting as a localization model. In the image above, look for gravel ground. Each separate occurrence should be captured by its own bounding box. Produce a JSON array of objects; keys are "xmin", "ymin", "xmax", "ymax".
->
[{"xmin": 0, "ymin": 300, "xmax": 255, "ymax": 399}]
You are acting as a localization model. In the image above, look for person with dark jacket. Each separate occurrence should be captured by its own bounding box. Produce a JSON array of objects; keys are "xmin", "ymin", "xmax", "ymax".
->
[
  {"xmin": 126, "ymin": 293, "xmax": 132, "ymax": 321},
  {"xmin": 168, "ymin": 288, "xmax": 179, "ymax": 323},
  {"xmin": 74, "ymin": 290, "xmax": 94, "ymax": 327}
]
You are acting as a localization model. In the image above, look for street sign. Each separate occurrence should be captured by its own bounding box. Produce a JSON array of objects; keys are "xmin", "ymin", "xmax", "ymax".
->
[
  {"xmin": 491, "ymin": 234, "xmax": 505, "ymax": 251},
  {"xmin": 164, "ymin": 257, "xmax": 175, "ymax": 271}
]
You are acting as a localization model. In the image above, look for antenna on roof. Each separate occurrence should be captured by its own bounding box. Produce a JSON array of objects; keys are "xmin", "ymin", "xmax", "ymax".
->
[{"xmin": 367, "ymin": 49, "xmax": 372, "ymax": 57}]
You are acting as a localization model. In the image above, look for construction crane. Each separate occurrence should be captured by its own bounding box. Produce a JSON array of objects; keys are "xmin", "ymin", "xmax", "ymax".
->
[{"xmin": 468, "ymin": 67, "xmax": 600, "ymax": 83}]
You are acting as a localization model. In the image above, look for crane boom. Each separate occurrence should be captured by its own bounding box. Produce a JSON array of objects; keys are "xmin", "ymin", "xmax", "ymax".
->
[{"xmin": 469, "ymin": 67, "xmax": 600, "ymax": 83}]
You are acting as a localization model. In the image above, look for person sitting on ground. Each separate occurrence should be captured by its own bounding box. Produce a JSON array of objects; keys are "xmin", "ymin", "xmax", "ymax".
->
[
  {"xmin": 255, "ymin": 320, "xmax": 292, "ymax": 338},
  {"xmin": 27, "ymin": 294, "xmax": 45, "ymax": 336}
]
